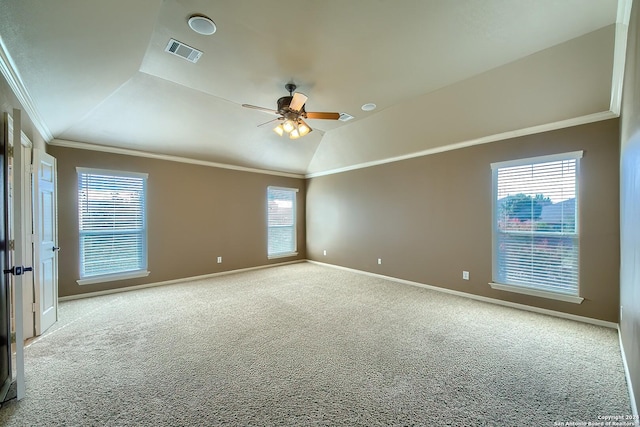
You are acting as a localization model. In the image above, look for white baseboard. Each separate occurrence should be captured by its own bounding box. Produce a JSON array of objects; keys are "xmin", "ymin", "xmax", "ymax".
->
[
  {"xmin": 619, "ymin": 325, "xmax": 639, "ymax": 425},
  {"xmin": 307, "ymin": 260, "xmax": 618, "ymax": 329},
  {"xmin": 63, "ymin": 259, "xmax": 619, "ymax": 330},
  {"xmin": 58, "ymin": 260, "xmax": 306, "ymax": 302}
]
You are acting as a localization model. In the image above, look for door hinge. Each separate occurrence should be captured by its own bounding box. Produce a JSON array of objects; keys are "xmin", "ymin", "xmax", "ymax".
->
[
  {"xmin": 7, "ymin": 146, "xmax": 13, "ymax": 158},
  {"xmin": 32, "ymin": 303, "xmax": 37, "ymax": 313},
  {"xmin": 8, "ymin": 240, "xmax": 14, "ymax": 250}
]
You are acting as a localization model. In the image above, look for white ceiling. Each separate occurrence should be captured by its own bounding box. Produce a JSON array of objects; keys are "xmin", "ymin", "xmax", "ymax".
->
[{"xmin": 0, "ymin": 0, "xmax": 620, "ymax": 176}]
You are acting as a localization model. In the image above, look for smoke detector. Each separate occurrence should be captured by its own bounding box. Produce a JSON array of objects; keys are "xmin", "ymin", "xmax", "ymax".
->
[{"xmin": 188, "ymin": 15, "xmax": 216, "ymax": 35}]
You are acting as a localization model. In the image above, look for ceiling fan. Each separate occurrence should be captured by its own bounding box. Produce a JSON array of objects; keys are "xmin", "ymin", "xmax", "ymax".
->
[{"xmin": 242, "ymin": 83, "xmax": 340, "ymax": 139}]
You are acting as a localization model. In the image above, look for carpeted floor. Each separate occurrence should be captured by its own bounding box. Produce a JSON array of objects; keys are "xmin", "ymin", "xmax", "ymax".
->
[{"xmin": 0, "ymin": 263, "xmax": 631, "ymax": 426}]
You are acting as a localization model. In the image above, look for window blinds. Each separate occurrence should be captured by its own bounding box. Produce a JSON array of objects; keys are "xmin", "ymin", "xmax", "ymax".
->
[
  {"xmin": 492, "ymin": 153, "xmax": 580, "ymax": 295},
  {"xmin": 267, "ymin": 187, "xmax": 297, "ymax": 256},
  {"xmin": 78, "ymin": 169, "xmax": 147, "ymax": 278}
]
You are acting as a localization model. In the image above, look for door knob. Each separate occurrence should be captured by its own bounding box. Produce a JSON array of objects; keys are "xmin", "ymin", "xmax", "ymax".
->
[
  {"xmin": 4, "ymin": 266, "xmax": 33, "ymax": 276},
  {"xmin": 52, "ymin": 246, "xmax": 60, "ymax": 252}
]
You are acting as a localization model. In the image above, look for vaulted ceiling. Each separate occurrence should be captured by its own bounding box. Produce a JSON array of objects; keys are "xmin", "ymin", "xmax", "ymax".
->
[{"xmin": 0, "ymin": 0, "xmax": 625, "ymax": 176}]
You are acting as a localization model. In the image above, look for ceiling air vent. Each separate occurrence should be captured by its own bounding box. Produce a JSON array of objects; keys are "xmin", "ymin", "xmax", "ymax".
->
[
  {"xmin": 165, "ymin": 39, "xmax": 203, "ymax": 63},
  {"xmin": 339, "ymin": 112, "xmax": 354, "ymax": 122}
]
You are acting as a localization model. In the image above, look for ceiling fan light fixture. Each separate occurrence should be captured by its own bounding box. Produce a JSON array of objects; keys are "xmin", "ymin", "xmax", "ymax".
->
[
  {"xmin": 243, "ymin": 83, "xmax": 339, "ymax": 140},
  {"xmin": 282, "ymin": 120, "xmax": 295, "ymax": 133},
  {"xmin": 298, "ymin": 126, "xmax": 310, "ymax": 137},
  {"xmin": 188, "ymin": 15, "xmax": 217, "ymax": 35},
  {"xmin": 297, "ymin": 121, "xmax": 311, "ymax": 137}
]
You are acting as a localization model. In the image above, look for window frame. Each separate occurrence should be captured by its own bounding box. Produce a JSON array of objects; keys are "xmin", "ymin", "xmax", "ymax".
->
[
  {"xmin": 489, "ymin": 151, "xmax": 584, "ymax": 304},
  {"xmin": 267, "ymin": 186, "xmax": 298, "ymax": 259},
  {"xmin": 76, "ymin": 167, "xmax": 150, "ymax": 285}
]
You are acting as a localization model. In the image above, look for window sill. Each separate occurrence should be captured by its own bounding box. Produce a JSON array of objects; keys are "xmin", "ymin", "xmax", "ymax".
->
[
  {"xmin": 489, "ymin": 282, "xmax": 584, "ymax": 304},
  {"xmin": 268, "ymin": 252, "xmax": 298, "ymax": 260},
  {"xmin": 77, "ymin": 270, "xmax": 150, "ymax": 286}
]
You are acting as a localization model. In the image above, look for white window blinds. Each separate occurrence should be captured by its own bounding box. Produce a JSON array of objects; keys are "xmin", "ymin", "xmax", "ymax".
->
[
  {"xmin": 77, "ymin": 168, "xmax": 148, "ymax": 279},
  {"xmin": 267, "ymin": 187, "xmax": 297, "ymax": 257},
  {"xmin": 491, "ymin": 152, "xmax": 581, "ymax": 296}
]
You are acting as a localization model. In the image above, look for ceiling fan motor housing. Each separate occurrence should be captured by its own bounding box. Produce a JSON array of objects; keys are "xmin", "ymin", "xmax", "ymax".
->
[{"xmin": 277, "ymin": 96, "xmax": 305, "ymax": 115}]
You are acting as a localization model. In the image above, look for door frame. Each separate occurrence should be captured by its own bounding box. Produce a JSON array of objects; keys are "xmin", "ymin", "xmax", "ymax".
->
[
  {"xmin": 7, "ymin": 109, "xmax": 29, "ymax": 400},
  {"xmin": 6, "ymin": 114, "xmax": 34, "ymax": 341},
  {"xmin": 0, "ymin": 103, "xmax": 11, "ymax": 404}
]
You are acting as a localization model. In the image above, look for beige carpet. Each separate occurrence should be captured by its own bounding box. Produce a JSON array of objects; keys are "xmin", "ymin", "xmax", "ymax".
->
[{"xmin": 0, "ymin": 263, "xmax": 631, "ymax": 426}]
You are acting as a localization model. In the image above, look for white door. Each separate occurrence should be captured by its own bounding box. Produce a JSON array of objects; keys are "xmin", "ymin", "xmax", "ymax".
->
[
  {"xmin": 20, "ymin": 143, "xmax": 34, "ymax": 340},
  {"xmin": 32, "ymin": 149, "xmax": 57, "ymax": 335},
  {"xmin": 4, "ymin": 109, "xmax": 27, "ymax": 400}
]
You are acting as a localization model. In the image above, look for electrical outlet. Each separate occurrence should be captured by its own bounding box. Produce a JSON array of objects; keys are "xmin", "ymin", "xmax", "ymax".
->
[
  {"xmin": 217, "ymin": 256, "xmax": 222, "ymax": 263},
  {"xmin": 378, "ymin": 258, "xmax": 382, "ymax": 265},
  {"xmin": 323, "ymin": 250, "xmax": 327, "ymax": 256},
  {"xmin": 463, "ymin": 271, "xmax": 469, "ymax": 280}
]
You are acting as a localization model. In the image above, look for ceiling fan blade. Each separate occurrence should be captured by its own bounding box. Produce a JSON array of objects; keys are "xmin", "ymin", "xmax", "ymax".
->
[
  {"xmin": 257, "ymin": 118, "xmax": 280, "ymax": 127},
  {"xmin": 289, "ymin": 92, "xmax": 308, "ymax": 112},
  {"xmin": 305, "ymin": 112, "xmax": 340, "ymax": 120},
  {"xmin": 242, "ymin": 104, "xmax": 278, "ymax": 114}
]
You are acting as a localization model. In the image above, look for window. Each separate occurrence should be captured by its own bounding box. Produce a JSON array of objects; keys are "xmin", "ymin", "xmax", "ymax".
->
[
  {"xmin": 490, "ymin": 151, "xmax": 583, "ymax": 303},
  {"xmin": 77, "ymin": 168, "xmax": 149, "ymax": 284},
  {"xmin": 267, "ymin": 186, "xmax": 298, "ymax": 258}
]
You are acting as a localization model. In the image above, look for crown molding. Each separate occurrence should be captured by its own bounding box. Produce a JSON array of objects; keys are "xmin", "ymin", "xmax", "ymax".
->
[
  {"xmin": 305, "ymin": 110, "xmax": 618, "ymax": 178},
  {"xmin": 306, "ymin": 10, "xmax": 630, "ymax": 180},
  {"xmin": 49, "ymin": 138, "xmax": 306, "ymax": 179},
  {"xmin": 610, "ymin": 0, "xmax": 634, "ymax": 115},
  {"xmin": 0, "ymin": 36, "xmax": 53, "ymax": 141},
  {"xmin": 2, "ymin": 8, "xmax": 626, "ymax": 181}
]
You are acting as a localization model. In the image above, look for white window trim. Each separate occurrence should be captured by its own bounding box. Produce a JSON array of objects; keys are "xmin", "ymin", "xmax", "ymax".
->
[
  {"xmin": 490, "ymin": 151, "xmax": 583, "ymax": 302},
  {"xmin": 489, "ymin": 282, "xmax": 584, "ymax": 304},
  {"xmin": 77, "ymin": 167, "xmax": 149, "ymax": 283},
  {"xmin": 267, "ymin": 252, "xmax": 299, "ymax": 260},
  {"xmin": 267, "ymin": 186, "xmax": 298, "ymax": 259},
  {"xmin": 77, "ymin": 270, "xmax": 150, "ymax": 286}
]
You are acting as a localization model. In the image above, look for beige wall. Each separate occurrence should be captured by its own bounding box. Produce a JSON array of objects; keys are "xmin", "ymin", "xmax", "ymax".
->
[
  {"xmin": 47, "ymin": 145, "xmax": 306, "ymax": 297},
  {"xmin": 307, "ymin": 119, "xmax": 620, "ymax": 322},
  {"xmin": 620, "ymin": 0, "xmax": 640, "ymax": 414}
]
